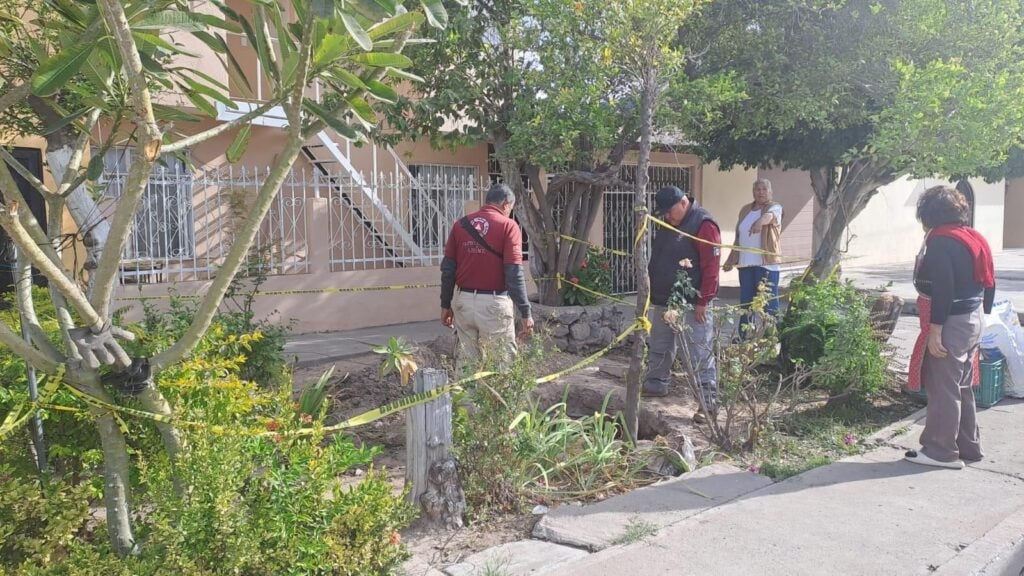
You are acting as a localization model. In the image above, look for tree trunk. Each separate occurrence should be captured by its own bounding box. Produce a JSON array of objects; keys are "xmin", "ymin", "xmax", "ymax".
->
[
  {"xmin": 805, "ymin": 161, "xmax": 892, "ymax": 280},
  {"xmin": 45, "ymin": 144, "xmax": 111, "ymax": 274},
  {"xmin": 624, "ymin": 69, "xmax": 657, "ymax": 444}
]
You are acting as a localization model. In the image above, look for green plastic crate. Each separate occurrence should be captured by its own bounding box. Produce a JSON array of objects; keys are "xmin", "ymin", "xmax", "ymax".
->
[
  {"xmin": 906, "ymin": 350, "xmax": 1006, "ymax": 408},
  {"xmin": 975, "ymin": 355, "xmax": 1006, "ymax": 408}
]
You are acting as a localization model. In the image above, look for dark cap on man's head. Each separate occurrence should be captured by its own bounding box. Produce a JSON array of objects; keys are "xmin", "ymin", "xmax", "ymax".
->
[{"xmin": 654, "ymin": 186, "xmax": 686, "ymax": 216}]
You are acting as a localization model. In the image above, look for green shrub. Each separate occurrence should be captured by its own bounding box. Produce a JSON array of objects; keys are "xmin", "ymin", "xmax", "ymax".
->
[
  {"xmin": 1, "ymin": 291, "xmax": 413, "ymax": 575},
  {"xmin": 562, "ymin": 248, "xmax": 613, "ymax": 306},
  {"xmin": 780, "ymin": 277, "xmax": 887, "ymax": 397}
]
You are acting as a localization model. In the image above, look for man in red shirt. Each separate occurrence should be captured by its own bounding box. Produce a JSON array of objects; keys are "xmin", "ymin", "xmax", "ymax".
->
[
  {"xmin": 644, "ymin": 186, "xmax": 722, "ymax": 424},
  {"xmin": 441, "ymin": 183, "xmax": 534, "ymax": 373}
]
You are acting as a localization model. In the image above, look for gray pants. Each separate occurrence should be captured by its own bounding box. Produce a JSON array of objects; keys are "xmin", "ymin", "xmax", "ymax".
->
[
  {"xmin": 644, "ymin": 305, "xmax": 718, "ymax": 409},
  {"xmin": 920, "ymin": 309, "xmax": 984, "ymax": 463}
]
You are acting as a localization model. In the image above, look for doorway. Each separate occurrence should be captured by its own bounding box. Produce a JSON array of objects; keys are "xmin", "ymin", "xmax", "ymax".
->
[{"xmin": 0, "ymin": 147, "xmax": 48, "ymax": 292}]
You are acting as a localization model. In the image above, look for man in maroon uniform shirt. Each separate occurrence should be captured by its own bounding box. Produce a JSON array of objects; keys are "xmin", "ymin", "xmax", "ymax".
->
[
  {"xmin": 440, "ymin": 183, "xmax": 534, "ymax": 373},
  {"xmin": 644, "ymin": 186, "xmax": 722, "ymax": 424}
]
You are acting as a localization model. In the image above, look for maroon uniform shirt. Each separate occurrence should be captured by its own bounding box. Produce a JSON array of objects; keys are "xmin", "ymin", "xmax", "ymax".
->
[{"xmin": 444, "ymin": 205, "xmax": 524, "ymax": 291}]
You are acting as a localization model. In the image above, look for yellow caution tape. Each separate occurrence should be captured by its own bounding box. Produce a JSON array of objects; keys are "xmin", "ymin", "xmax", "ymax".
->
[
  {"xmin": 555, "ymin": 273, "xmax": 633, "ymax": 306},
  {"xmin": 0, "ymin": 366, "xmax": 65, "ymax": 441},
  {"xmin": 646, "ymin": 214, "xmax": 780, "ymax": 258},
  {"xmin": 535, "ymin": 320, "xmax": 640, "ymax": 384},
  {"xmin": 558, "ymin": 234, "xmax": 630, "ymax": 257}
]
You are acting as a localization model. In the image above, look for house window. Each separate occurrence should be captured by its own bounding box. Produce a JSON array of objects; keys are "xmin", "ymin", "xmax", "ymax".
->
[
  {"xmin": 408, "ymin": 164, "xmax": 479, "ymax": 252},
  {"xmin": 100, "ymin": 149, "xmax": 196, "ymax": 260}
]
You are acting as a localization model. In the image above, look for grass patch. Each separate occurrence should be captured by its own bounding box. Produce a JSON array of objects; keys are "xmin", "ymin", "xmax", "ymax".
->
[
  {"xmin": 613, "ymin": 517, "xmax": 659, "ymax": 545},
  {"xmin": 752, "ymin": 393, "xmax": 917, "ymax": 480}
]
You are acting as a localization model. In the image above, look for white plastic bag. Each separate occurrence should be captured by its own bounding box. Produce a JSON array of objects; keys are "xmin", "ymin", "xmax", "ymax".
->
[{"xmin": 981, "ymin": 300, "xmax": 1024, "ymax": 398}]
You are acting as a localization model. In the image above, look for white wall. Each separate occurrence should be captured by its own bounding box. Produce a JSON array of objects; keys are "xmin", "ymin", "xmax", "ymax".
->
[
  {"xmin": 844, "ymin": 176, "xmax": 1005, "ymax": 267},
  {"xmin": 1004, "ymin": 179, "xmax": 1024, "ymax": 249}
]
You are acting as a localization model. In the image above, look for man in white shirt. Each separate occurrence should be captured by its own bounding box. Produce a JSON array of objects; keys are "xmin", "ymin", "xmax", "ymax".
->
[{"xmin": 723, "ymin": 179, "xmax": 784, "ymax": 337}]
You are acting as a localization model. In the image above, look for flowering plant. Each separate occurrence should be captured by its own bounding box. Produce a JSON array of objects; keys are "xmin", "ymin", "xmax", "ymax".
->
[{"xmin": 561, "ymin": 247, "xmax": 613, "ymax": 306}]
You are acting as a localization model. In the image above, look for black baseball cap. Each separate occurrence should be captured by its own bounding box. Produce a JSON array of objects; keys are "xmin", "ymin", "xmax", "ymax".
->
[{"xmin": 654, "ymin": 186, "xmax": 686, "ymax": 216}]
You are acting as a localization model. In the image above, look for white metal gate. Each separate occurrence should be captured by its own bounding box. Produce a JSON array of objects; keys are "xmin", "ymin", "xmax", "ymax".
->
[{"xmin": 603, "ymin": 165, "xmax": 692, "ymax": 294}]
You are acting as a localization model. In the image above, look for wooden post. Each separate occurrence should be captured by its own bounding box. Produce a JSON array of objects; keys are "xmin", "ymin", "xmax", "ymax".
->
[{"xmin": 406, "ymin": 368, "xmax": 465, "ymax": 529}]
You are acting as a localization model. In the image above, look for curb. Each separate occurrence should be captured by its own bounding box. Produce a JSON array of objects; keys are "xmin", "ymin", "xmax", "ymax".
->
[{"xmin": 933, "ymin": 506, "xmax": 1024, "ymax": 576}]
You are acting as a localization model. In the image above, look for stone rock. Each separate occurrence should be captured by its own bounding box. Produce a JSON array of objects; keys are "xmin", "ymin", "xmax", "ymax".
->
[
  {"xmin": 553, "ymin": 337, "xmax": 570, "ymax": 351},
  {"xmin": 556, "ymin": 307, "xmax": 584, "ymax": 325},
  {"xmin": 596, "ymin": 327, "xmax": 615, "ymax": 347},
  {"xmin": 550, "ymin": 324, "xmax": 570, "ymax": 338},
  {"xmin": 868, "ymin": 291, "xmax": 904, "ymax": 343},
  {"xmin": 570, "ymin": 322, "xmax": 592, "ymax": 342}
]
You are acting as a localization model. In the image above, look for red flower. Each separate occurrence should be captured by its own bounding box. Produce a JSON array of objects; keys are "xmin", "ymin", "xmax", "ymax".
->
[
  {"xmin": 390, "ymin": 532, "xmax": 401, "ymax": 546},
  {"xmin": 571, "ymin": 276, "xmax": 580, "ymax": 284},
  {"xmin": 580, "ymin": 260, "xmax": 589, "ymax": 269},
  {"xmin": 265, "ymin": 420, "xmax": 280, "ymax": 432},
  {"xmin": 600, "ymin": 262, "xmax": 610, "ymax": 270}
]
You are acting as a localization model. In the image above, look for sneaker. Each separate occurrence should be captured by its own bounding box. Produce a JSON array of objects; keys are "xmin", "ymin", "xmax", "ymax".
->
[
  {"xmin": 642, "ymin": 385, "xmax": 669, "ymax": 398},
  {"xmin": 904, "ymin": 450, "xmax": 965, "ymax": 470}
]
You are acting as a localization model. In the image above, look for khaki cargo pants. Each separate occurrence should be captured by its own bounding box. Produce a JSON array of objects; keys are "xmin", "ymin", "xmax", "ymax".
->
[{"xmin": 453, "ymin": 290, "xmax": 517, "ymax": 376}]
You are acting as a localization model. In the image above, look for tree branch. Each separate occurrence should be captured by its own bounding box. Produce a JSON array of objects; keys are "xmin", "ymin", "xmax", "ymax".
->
[
  {"xmin": 0, "ymin": 205, "xmax": 103, "ymax": 330},
  {"xmin": 0, "ymin": 318, "xmax": 61, "ymax": 373},
  {"xmin": 14, "ymin": 251, "xmax": 63, "ymax": 361},
  {"xmin": 0, "ymin": 154, "xmax": 66, "ymax": 269},
  {"xmin": 0, "ymin": 148, "xmax": 54, "ymax": 198},
  {"xmin": 162, "ymin": 101, "xmax": 280, "ymax": 154},
  {"xmin": 152, "ymin": 136, "xmax": 306, "ymax": 370},
  {"xmin": 91, "ymin": 0, "xmax": 165, "ymax": 319}
]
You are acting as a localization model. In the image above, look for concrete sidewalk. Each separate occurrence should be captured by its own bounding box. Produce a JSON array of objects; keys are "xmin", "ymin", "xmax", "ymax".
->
[
  {"xmin": 444, "ymin": 399, "xmax": 1024, "ymax": 576},
  {"xmin": 555, "ymin": 399, "xmax": 1024, "ymax": 576},
  {"xmin": 842, "ymin": 248, "xmax": 1024, "ymax": 316}
]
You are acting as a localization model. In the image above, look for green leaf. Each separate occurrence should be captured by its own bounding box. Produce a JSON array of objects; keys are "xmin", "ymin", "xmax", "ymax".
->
[
  {"xmin": 341, "ymin": 11, "xmax": 373, "ymax": 51},
  {"xmin": 153, "ymin": 103, "xmax": 204, "ymax": 123},
  {"xmin": 86, "ymin": 154, "xmax": 104, "ymax": 181},
  {"xmin": 347, "ymin": 95, "xmax": 377, "ymax": 124},
  {"xmin": 420, "ymin": 0, "xmax": 448, "ymax": 29},
  {"xmin": 303, "ymin": 98, "xmax": 362, "ymax": 140},
  {"xmin": 327, "ymin": 69, "xmax": 369, "ymax": 91},
  {"xmin": 31, "ymin": 42, "xmax": 96, "ymax": 97},
  {"xmin": 133, "ymin": 32, "xmax": 198, "ymax": 58},
  {"xmin": 181, "ymin": 87, "xmax": 217, "ymax": 117},
  {"xmin": 367, "ymin": 11, "xmax": 424, "ymax": 40},
  {"xmin": 314, "ymin": 34, "xmax": 351, "ymax": 66},
  {"xmin": 41, "ymin": 108, "xmax": 90, "ymax": 136},
  {"xmin": 385, "ymin": 67, "xmax": 425, "ymax": 83},
  {"xmin": 365, "ymin": 79, "xmax": 398, "ymax": 103},
  {"xmin": 134, "ymin": 11, "xmax": 205, "ymax": 31},
  {"xmin": 351, "ymin": 52, "xmax": 413, "ymax": 68},
  {"xmin": 226, "ymin": 125, "xmax": 252, "ymax": 163}
]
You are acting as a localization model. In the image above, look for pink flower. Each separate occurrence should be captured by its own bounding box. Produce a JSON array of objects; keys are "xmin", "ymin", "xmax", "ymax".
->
[
  {"xmin": 843, "ymin": 434, "xmax": 857, "ymax": 446},
  {"xmin": 580, "ymin": 260, "xmax": 589, "ymax": 269},
  {"xmin": 679, "ymin": 259, "xmax": 693, "ymax": 269},
  {"xmin": 571, "ymin": 276, "xmax": 580, "ymax": 284},
  {"xmin": 265, "ymin": 420, "xmax": 280, "ymax": 432},
  {"xmin": 748, "ymin": 465, "xmax": 761, "ymax": 474},
  {"xmin": 601, "ymin": 262, "xmax": 610, "ymax": 270}
]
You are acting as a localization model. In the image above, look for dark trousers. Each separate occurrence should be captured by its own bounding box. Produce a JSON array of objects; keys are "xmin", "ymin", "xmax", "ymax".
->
[{"xmin": 739, "ymin": 266, "xmax": 780, "ymax": 336}]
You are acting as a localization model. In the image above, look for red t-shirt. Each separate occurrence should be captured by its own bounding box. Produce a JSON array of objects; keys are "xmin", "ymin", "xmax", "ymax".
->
[{"xmin": 444, "ymin": 205, "xmax": 524, "ymax": 291}]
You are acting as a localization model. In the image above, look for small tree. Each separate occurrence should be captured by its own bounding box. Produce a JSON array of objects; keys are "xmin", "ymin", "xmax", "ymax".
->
[
  {"xmin": 612, "ymin": 0, "xmax": 702, "ymax": 442},
  {"xmin": 0, "ymin": 0, "xmax": 439, "ymax": 556},
  {"xmin": 680, "ymin": 0, "xmax": 1024, "ymax": 278},
  {"xmin": 392, "ymin": 0, "xmax": 643, "ymax": 305}
]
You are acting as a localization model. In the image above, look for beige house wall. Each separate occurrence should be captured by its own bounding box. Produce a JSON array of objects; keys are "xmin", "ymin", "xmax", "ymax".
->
[
  {"xmin": 1006, "ymin": 178, "xmax": 1024, "ymax": 249},
  {"xmin": 843, "ymin": 176, "xmax": 1005, "ymax": 267}
]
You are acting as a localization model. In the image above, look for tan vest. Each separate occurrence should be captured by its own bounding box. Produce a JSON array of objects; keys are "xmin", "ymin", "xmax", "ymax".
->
[{"xmin": 725, "ymin": 202, "xmax": 783, "ymax": 266}]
